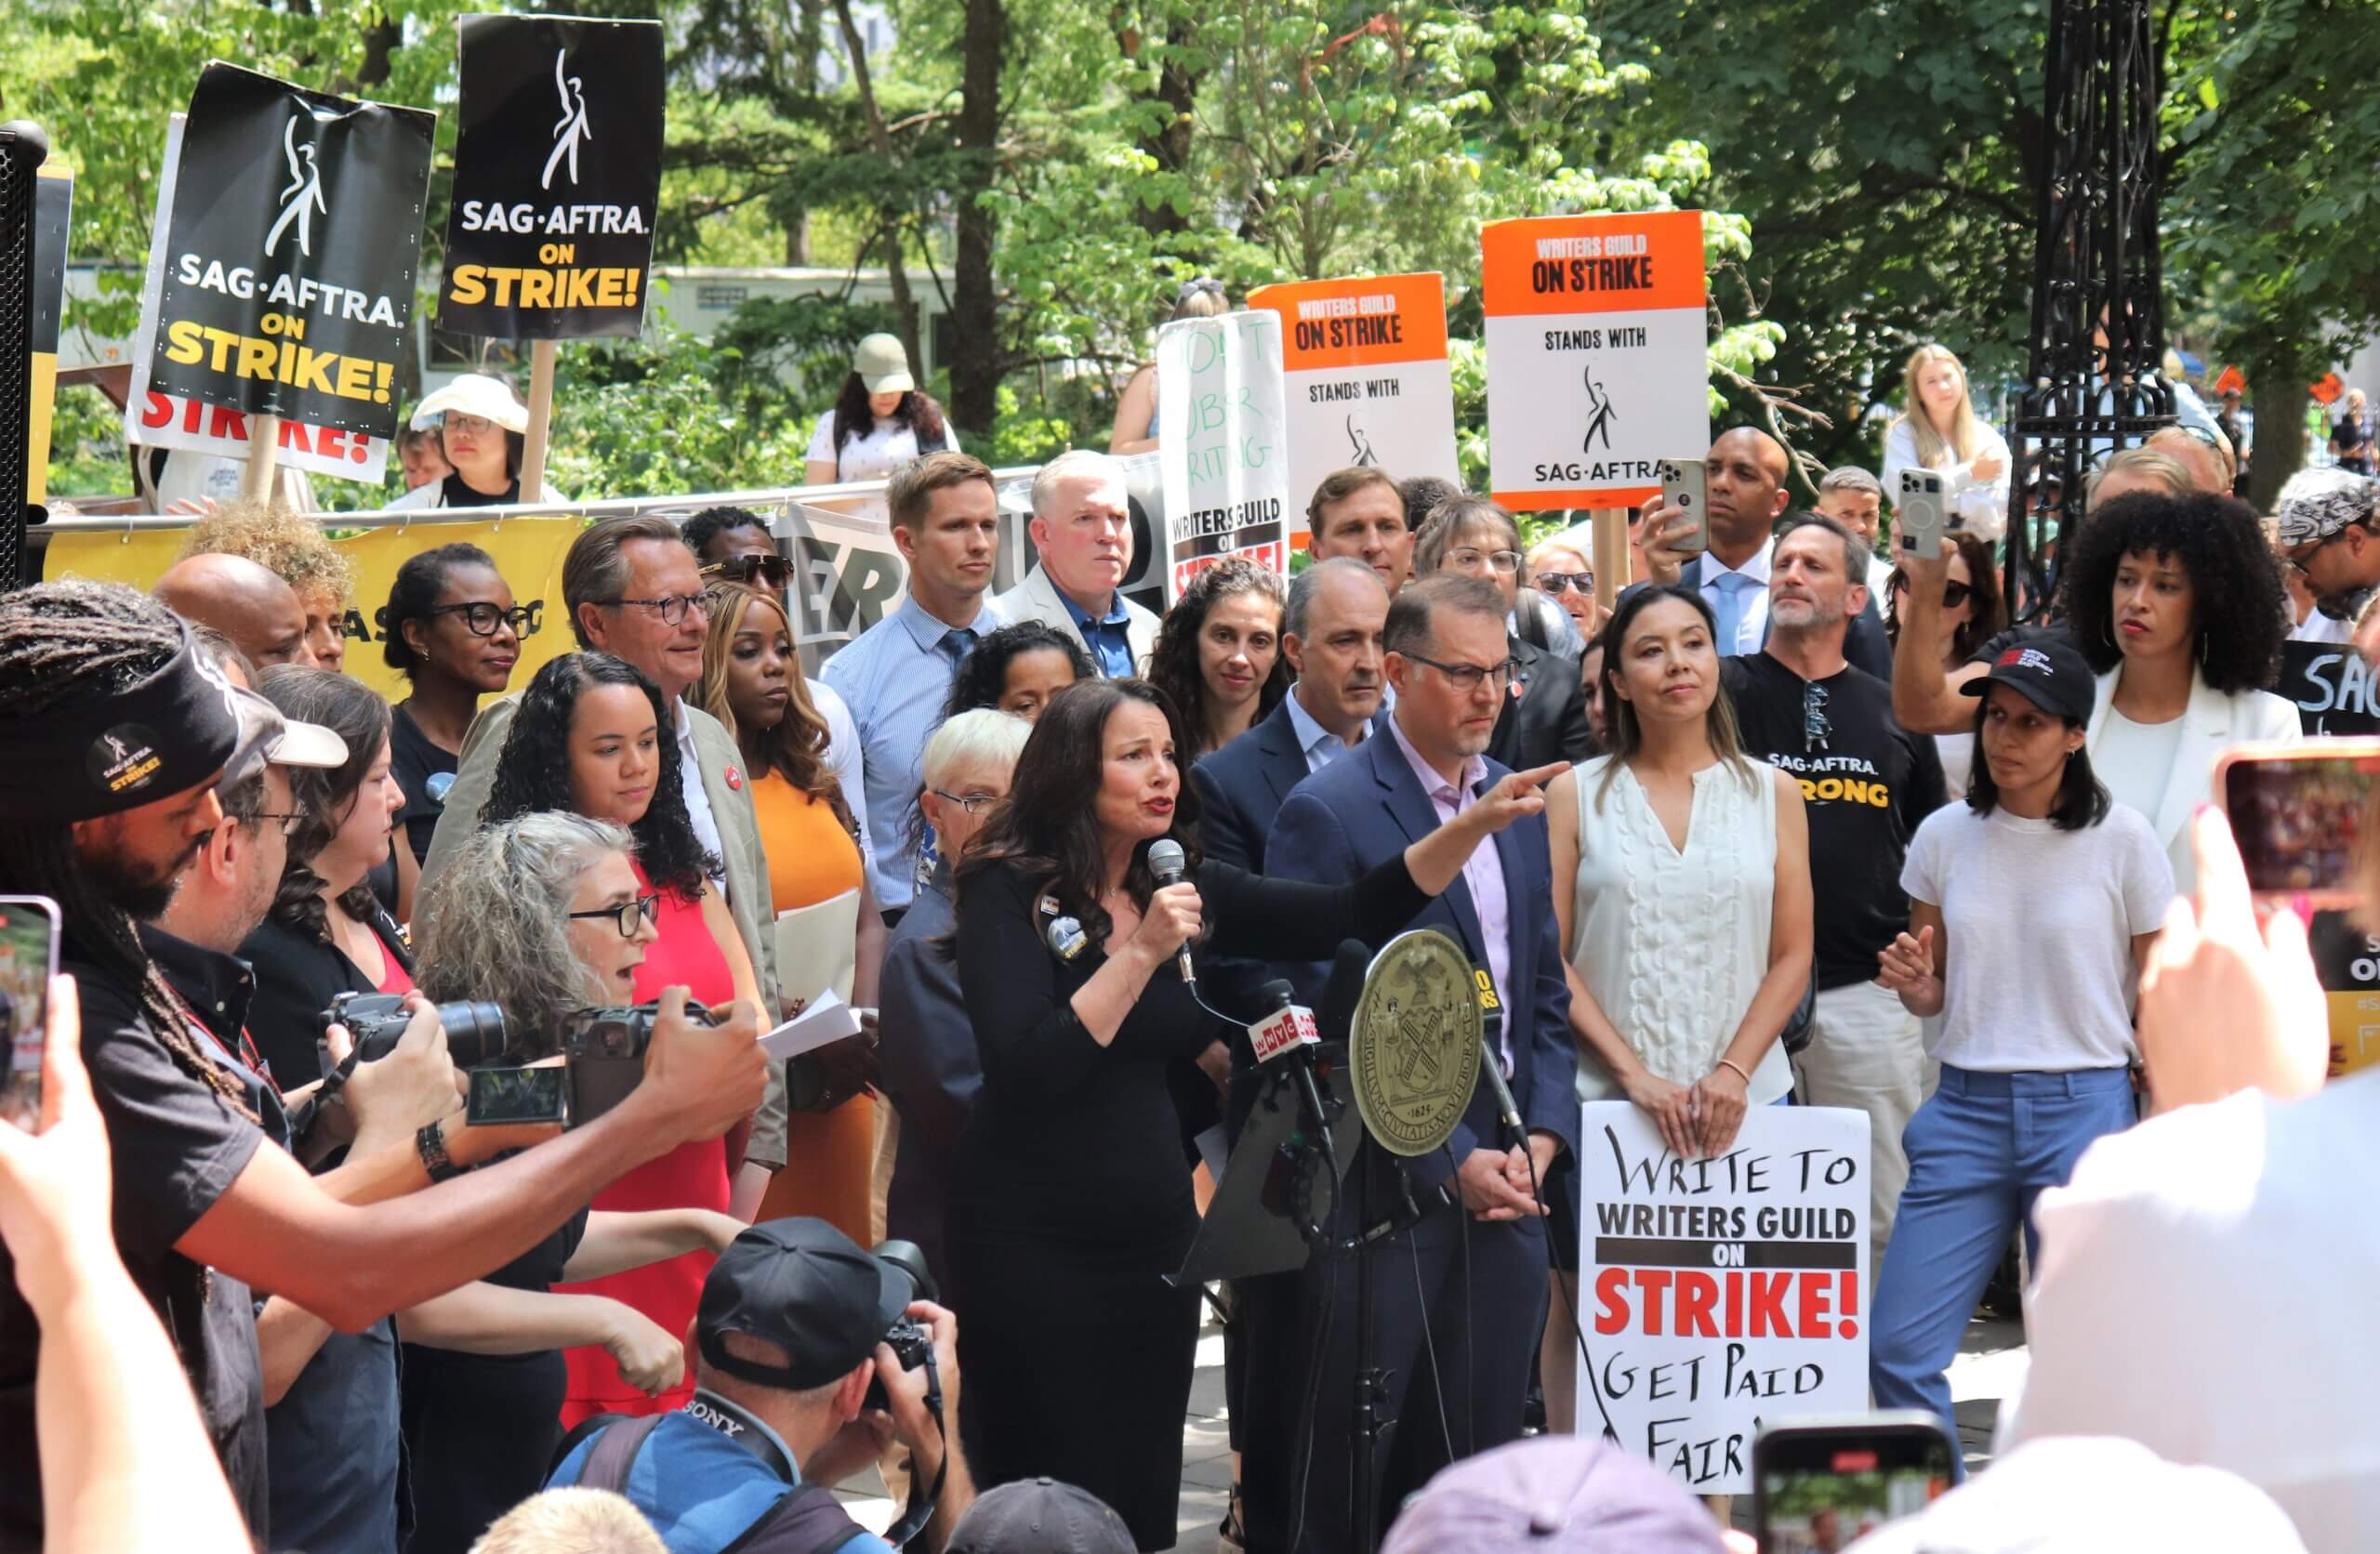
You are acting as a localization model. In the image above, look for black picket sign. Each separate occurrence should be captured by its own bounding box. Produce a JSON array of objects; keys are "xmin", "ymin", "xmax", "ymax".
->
[
  {"xmin": 439, "ymin": 15, "xmax": 665, "ymax": 340},
  {"xmin": 2279, "ymin": 638, "xmax": 2380, "ymax": 737},
  {"xmin": 145, "ymin": 62, "xmax": 434, "ymax": 440}
]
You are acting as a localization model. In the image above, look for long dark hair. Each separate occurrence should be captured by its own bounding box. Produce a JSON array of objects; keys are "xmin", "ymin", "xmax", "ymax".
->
[
  {"xmin": 696, "ymin": 586, "xmax": 853, "ymax": 832},
  {"xmin": 259, "ymin": 666, "xmax": 393, "ymax": 943},
  {"xmin": 832, "ymin": 375, "xmax": 947, "ymax": 454},
  {"xmin": 1592, "ymin": 583, "xmax": 1756, "ymax": 810},
  {"xmin": 0, "ymin": 582, "xmax": 253, "ymax": 1115},
  {"xmin": 1144, "ymin": 559, "xmax": 1289, "ymax": 757},
  {"xmin": 483, "ymin": 652, "xmax": 719, "ymax": 902},
  {"xmin": 2056, "ymin": 490, "xmax": 2286, "ymax": 692},
  {"xmin": 956, "ymin": 678, "xmax": 1203, "ymax": 948},
  {"xmin": 1884, "ymin": 531, "xmax": 2005, "ymax": 665},
  {"xmin": 384, "ymin": 541, "xmax": 500, "ymax": 677},
  {"xmin": 941, "ymin": 621, "xmax": 1097, "ymax": 720},
  {"xmin": 1963, "ymin": 698, "xmax": 2111, "ymax": 831}
]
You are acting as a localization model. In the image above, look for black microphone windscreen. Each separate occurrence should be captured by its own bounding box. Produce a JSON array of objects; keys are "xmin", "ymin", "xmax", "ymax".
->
[{"xmin": 1318, "ymin": 939, "xmax": 1370, "ymax": 1042}]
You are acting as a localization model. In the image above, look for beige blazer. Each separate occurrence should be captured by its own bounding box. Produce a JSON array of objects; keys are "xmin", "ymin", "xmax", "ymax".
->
[
  {"xmin": 992, "ymin": 562, "xmax": 1162, "ymax": 676},
  {"xmin": 2086, "ymin": 665, "xmax": 2298, "ymax": 891},
  {"xmin": 418, "ymin": 692, "xmax": 792, "ymax": 1166}
]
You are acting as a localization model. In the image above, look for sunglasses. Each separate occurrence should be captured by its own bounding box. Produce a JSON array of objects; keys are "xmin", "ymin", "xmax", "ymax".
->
[
  {"xmin": 1535, "ymin": 572, "xmax": 1595, "ymax": 596},
  {"xmin": 1888, "ymin": 573, "xmax": 1972, "ymax": 609},
  {"xmin": 701, "ymin": 554, "xmax": 794, "ymax": 589}
]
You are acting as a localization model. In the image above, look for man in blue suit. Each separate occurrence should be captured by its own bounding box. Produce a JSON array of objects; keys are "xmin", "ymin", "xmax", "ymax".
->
[{"xmin": 1239, "ymin": 573, "xmax": 1579, "ymax": 1552}]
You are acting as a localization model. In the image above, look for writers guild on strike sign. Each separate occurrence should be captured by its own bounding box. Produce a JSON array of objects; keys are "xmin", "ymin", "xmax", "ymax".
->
[
  {"xmin": 1577, "ymin": 1102, "xmax": 1871, "ymax": 1494},
  {"xmin": 441, "ymin": 15, "xmax": 667, "ymax": 340},
  {"xmin": 146, "ymin": 63, "xmax": 433, "ymax": 440}
]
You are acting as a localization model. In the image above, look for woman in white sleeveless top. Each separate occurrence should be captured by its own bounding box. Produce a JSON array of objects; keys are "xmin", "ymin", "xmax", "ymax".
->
[{"xmin": 1535, "ymin": 584, "xmax": 1812, "ymax": 1434}]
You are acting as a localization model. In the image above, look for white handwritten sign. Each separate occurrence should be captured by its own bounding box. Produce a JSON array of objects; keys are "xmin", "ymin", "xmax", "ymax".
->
[
  {"xmin": 1577, "ymin": 1101, "xmax": 1871, "ymax": 1494},
  {"xmin": 1157, "ymin": 310, "xmax": 1289, "ymax": 604}
]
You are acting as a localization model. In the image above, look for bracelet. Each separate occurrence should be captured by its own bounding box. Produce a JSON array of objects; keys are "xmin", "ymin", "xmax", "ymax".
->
[
  {"xmin": 416, "ymin": 1120, "xmax": 463, "ymax": 1183},
  {"xmin": 1713, "ymin": 1058, "xmax": 1754, "ymax": 1087}
]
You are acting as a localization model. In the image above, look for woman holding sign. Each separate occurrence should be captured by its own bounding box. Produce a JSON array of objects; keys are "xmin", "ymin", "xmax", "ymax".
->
[
  {"xmin": 1868, "ymin": 635, "xmax": 2171, "ymax": 1476},
  {"xmin": 1540, "ymin": 584, "xmax": 1811, "ymax": 1434}
]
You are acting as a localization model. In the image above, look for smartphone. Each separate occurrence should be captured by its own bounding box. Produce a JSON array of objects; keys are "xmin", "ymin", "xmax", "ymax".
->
[
  {"xmin": 465, "ymin": 1064, "xmax": 568, "ymax": 1127},
  {"xmin": 1659, "ymin": 457, "xmax": 1709, "ymax": 555},
  {"xmin": 1895, "ymin": 468, "xmax": 1955, "ymax": 560},
  {"xmin": 2215, "ymin": 738, "xmax": 2380, "ymax": 906},
  {"xmin": 0, "ymin": 897, "xmax": 60, "ymax": 1132},
  {"xmin": 1753, "ymin": 1413, "xmax": 1955, "ymax": 1552}
]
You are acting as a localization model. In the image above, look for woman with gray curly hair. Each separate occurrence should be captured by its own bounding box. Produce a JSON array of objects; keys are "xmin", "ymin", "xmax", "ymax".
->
[{"xmin": 399, "ymin": 811, "xmax": 744, "ymax": 1554}]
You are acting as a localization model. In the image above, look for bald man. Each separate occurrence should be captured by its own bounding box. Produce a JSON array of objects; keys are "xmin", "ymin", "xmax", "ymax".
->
[
  {"xmin": 1635, "ymin": 426, "xmax": 1894, "ymax": 679},
  {"xmin": 154, "ymin": 553, "xmax": 316, "ymax": 670}
]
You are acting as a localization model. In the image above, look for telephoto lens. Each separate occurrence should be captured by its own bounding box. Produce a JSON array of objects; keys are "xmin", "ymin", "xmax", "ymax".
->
[{"xmin": 320, "ymin": 992, "xmax": 509, "ymax": 1071}]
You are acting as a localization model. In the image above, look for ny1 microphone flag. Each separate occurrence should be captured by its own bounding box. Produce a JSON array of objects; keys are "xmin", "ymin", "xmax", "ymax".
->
[
  {"xmin": 439, "ymin": 14, "xmax": 665, "ymax": 339},
  {"xmin": 143, "ymin": 63, "xmax": 435, "ymax": 443}
]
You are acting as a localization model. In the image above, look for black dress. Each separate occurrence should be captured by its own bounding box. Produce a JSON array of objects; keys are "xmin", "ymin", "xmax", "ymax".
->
[
  {"xmin": 946, "ymin": 852, "xmax": 1429, "ymax": 1551},
  {"xmin": 398, "ymin": 1205, "xmax": 589, "ymax": 1553}
]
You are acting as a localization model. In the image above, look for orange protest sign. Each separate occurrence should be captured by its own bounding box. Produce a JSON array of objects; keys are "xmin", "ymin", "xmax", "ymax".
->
[
  {"xmin": 1251, "ymin": 272, "xmax": 1450, "ymax": 374},
  {"xmin": 1480, "ymin": 210, "xmax": 1707, "ymax": 319}
]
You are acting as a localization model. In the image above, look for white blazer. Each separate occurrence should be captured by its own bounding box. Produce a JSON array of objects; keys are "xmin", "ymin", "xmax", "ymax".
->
[
  {"xmin": 991, "ymin": 562, "xmax": 1162, "ymax": 676},
  {"xmin": 2087, "ymin": 665, "xmax": 2297, "ymax": 891}
]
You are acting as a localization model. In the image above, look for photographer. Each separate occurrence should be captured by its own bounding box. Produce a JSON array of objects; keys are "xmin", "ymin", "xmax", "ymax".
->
[
  {"xmin": 0, "ymin": 582, "xmax": 766, "ymax": 1547},
  {"xmin": 401, "ymin": 812, "xmax": 755, "ymax": 1553},
  {"xmin": 550, "ymin": 1218, "xmax": 977, "ymax": 1554}
]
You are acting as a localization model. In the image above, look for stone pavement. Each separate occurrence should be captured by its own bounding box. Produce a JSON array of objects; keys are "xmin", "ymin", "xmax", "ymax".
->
[{"xmin": 831, "ymin": 1312, "xmax": 2029, "ymax": 1549}]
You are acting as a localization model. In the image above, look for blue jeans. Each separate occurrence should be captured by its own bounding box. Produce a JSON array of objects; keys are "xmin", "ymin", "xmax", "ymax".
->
[{"xmin": 1868, "ymin": 1064, "xmax": 2135, "ymax": 1475}]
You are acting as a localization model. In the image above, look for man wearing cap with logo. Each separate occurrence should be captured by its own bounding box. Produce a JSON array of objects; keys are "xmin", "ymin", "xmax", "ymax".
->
[
  {"xmin": 390, "ymin": 371, "xmax": 570, "ymax": 510},
  {"xmin": 550, "ymin": 1218, "xmax": 977, "ymax": 1554},
  {"xmin": 0, "ymin": 581, "xmax": 770, "ymax": 1547}
]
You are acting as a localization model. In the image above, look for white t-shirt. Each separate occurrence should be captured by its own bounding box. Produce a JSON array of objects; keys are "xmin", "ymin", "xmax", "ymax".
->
[
  {"xmin": 2094, "ymin": 706, "xmax": 2187, "ymax": 823},
  {"xmin": 2003, "ymin": 1072, "xmax": 2380, "ymax": 1552},
  {"xmin": 804, "ymin": 413, "xmax": 959, "ymax": 483},
  {"xmin": 2291, "ymin": 610, "xmax": 2357, "ymax": 645},
  {"xmin": 806, "ymin": 677, "xmax": 875, "ymax": 886},
  {"xmin": 1900, "ymin": 802, "xmax": 2172, "ymax": 1071}
]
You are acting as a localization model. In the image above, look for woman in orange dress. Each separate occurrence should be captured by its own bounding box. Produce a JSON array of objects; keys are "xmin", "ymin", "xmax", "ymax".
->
[
  {"xmin": 698, "ymin": 585, "xmax": 887, "ymax": 1245},
  {"xmin": 480, "ymin": 651, "xmax": 762, "ymax": 1428}
]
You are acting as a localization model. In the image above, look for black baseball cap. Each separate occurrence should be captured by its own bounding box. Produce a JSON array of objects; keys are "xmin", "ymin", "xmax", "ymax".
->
[
  {"xmin": 1961, "ymin": 635, "xmax": 2096, "ymax": 723},
  {"xmin": 696, "ymin": 1218, "xmax": 912, "ymax": 1389},
  {"xmin": 0, "ymin": 624, "xmax": 346, "ymax": 823},
  {"xmin": 948, "ymin": 1479, "xmax": 1136, "ymax": 1554}
]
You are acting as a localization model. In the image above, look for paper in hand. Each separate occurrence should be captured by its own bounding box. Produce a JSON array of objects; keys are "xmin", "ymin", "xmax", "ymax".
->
[{"xmin": 758, "ymin": 990, "xmax": 864, "ymax": 1061}]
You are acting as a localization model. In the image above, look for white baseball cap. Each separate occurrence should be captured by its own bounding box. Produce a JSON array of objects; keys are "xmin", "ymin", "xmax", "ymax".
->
[
  {"xmin": 409, "ymin": 373, "xmax": 530, "ymax": 434},
  {"xmin": 853, "ymin": 333, "xmax": 915, "ymax": 395}
]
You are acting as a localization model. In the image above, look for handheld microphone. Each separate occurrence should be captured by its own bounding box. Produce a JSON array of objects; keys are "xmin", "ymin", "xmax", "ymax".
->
[
  {"xmin": 1473, "ymin": 966, "xmax": 1525, "ymax": 1145},
  {"xmin": 1145, "ymin": 838, "xmax": 1196, "ymax": 988},
  {"xmin": 1250, "ymin": 978, "xmax": 1330, "ymax": 1142}
]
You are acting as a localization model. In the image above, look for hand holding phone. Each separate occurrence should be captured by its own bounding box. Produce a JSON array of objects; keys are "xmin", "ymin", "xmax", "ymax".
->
[
  {"xmin": 1897, "ymin": 469, "xmax": 1950, "ymax": 559},
  {"xmin": 1754, "ymin": 1413, "xmax": 1953, "ymax": 1551},
  {"xmin": 0, "ymin": 897, "xmax": 62, "ymax": 1133},
  {"xmin": 1659, "ymin": 457, "xmax": 1710, "ymax": 557}
]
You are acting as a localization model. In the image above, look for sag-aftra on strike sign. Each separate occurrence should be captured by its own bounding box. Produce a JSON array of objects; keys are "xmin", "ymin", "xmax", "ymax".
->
[{"xmin": 1482, "ymin": 210, "xmax": 1709, "ymax": 511}]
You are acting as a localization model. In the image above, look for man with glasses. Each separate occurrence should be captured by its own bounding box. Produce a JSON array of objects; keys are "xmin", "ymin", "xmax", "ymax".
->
[
  {"xmin": 1412, "ymin": 494, "xmax": 1592, "ymax": 771},
  {"xmin": 1720, "ymin": 515, "xmax": 1946, "ymax": 1284},
  {"xmin": 2275, "ymin": 468, "xmax": 2380, "ymax": 641},
  {"xmin": 824, "ymin": 454, "xmax": 1008, "ymax": 919},
  {"xmin": 1246, "ymin": 574, "xmax": 1577, "ymax": 1552},
  {"xmin": 421, "ymin": 516, "xmax": 792, "ymax": 1197}
]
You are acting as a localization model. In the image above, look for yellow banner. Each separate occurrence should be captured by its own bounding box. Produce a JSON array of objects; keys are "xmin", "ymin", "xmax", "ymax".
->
[{"xmin": 43, "ymin": 516, "xmax": 589, "ymax": 705}]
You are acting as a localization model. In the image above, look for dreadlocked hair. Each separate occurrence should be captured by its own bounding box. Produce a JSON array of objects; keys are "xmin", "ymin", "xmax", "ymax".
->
[{"xmin": 0, "ymin": 582, "xmax": 256, "ymax": 1118}]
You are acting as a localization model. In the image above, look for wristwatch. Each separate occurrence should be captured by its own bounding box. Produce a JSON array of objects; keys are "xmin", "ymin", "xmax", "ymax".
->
[{"xmin": 416, "ymin": 1120, "xmax": 463, "ymax": 1183}]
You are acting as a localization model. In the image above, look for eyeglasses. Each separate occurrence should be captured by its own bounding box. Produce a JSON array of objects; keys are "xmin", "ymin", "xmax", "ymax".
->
[
  {"xmin": 568, "ymin": 891, "xmax": 663, "ymax": 938},
  {"xmin": 428, "ymin": 601, "xmax": 536, "ymax": 638},
  {"xmin": 702, "ymin": 554, "xmax": 794, "ymax": 590},
  {"xmin": 600, "ymin": 593, "xmax": 708, "ymax": 626},
  {"xmin": 1803, "ymin": 681, "xmax": 1832, "ymax": 754},
  {"xmin": 441, "ymin": 412, "xmax": 499, "ymax": 437},
  {"xmin": 1448, "ymin": 548, "xmax": 1523, "ymax": 575},
  {"xmin": 246, "ymin": 810, "xmax": 308, "ymax": 838},
  {"xmin": 1887, "ymin": 574, "xmax": 1972, "ymax": 609},
  {"xmin": 931, "ymin": 788, "xmax": 1001, "ymax": 815},
  {"xmin": 1403, "ymin": 651, "xmax": 1522, "ymax": 692},
  {"xmin": 1535, "ymin": 572, "xmax": 1594, "ymax": 596}
]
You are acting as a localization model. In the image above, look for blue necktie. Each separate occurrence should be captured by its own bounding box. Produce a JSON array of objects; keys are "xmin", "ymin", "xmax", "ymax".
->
[
  {"xmin": 938, "ymin": 627, "xmax": 975, "ymax": 674},
  {"xmin": 1712, "ymin": 571, "xmax": 1756, "ymax": 656}
]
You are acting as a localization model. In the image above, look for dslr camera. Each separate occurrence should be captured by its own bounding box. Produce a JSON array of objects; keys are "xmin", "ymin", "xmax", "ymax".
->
[
  {"xmin": 317, "ymin": 991, "xmax": 507, "ymax": 1078},
  {"xmin": 460, "ymin": 999, "xmax": 721, "ymax": 1131},
  {"xmin": 863, "ymin": 1239, "xmax": 937, "ymax": 1415}
]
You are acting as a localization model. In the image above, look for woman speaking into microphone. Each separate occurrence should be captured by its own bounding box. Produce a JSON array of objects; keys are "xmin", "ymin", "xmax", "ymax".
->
[{"xmin": 947, "ymin": 678, "xmax": 1558, "ymax": 1549}]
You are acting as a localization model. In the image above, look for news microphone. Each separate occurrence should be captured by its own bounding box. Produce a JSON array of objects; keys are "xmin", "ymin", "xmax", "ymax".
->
[
  {"xmin": 1472, "ymin": 965, "xmax": 1525, "ymax": 1145},
  {"xmin": 1250, "ymin": 978, "xmax": 1330, "ymax": 1142},
  {"xmin": 1145, "ymin": 838, "xmax": 1196, "ymax": 988}
]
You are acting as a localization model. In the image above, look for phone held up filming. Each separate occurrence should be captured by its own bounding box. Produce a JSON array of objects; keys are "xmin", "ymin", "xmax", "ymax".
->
[
  {"xmin": 1896, "ymin": 468, "xmax": 1954, "ymax": 558},
  {"xmin": 1659, "ymin": 456, "xmax": 1710, "ymax": 556},
  {"xmin": 0, "ymin": 896, "xmax": 60, "ymax": 1132},
  {"xmin": 2215, "ymin": 738, "xmax": 2380, "ymax": 908}
]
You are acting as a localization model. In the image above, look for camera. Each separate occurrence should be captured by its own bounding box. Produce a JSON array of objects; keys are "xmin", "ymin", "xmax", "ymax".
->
[
  {"xmin": 863, "ymin": 1238, "xmax": 936, "ymax": 1415},
  {"xmin": 536, "ymin": 999, "xmax": 721, "ymax": 1130},
  {"xmin": 317, "ymin": 991, "xmax": 507, "ymax": 1077}
]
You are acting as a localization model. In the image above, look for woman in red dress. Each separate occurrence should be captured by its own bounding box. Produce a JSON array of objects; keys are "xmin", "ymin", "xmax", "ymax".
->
[{"xmin": 481, "ymin": 652, "xmax": 763, "ymax": 1426}]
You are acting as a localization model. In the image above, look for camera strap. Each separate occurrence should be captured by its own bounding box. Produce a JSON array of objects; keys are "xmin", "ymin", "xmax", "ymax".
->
[
  {"xmin": 880, "ymin": 1350, "xmax": 946, "ymax": 1548},
  {"xmin": 685, "ymin": 1389, "xmax": 800, "ymax": 1484}
]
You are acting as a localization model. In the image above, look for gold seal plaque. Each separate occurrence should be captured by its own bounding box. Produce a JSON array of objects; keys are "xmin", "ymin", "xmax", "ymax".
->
[{"xmin": 1347, "ymin": 928, "xmax": 1481, "ymax": 1157}]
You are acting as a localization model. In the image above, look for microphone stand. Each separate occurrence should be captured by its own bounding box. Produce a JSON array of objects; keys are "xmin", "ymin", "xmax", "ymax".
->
[{"xmin": 1342, "ymin": 1145, "xmax": 1437, "ymax": 1554}]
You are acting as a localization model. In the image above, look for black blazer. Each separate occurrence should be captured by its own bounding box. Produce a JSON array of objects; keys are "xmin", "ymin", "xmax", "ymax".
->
[
  {"xmin": 239, "ymin": 907, "xmax": 414, "ymax": 1091},
  {"xmin": 1487, "ymin": 634, "xmax": 1593, "ymax": 773},
  {"xmin": 1190, "ymin": 697, "xmax": 1313, "ymax": 877}
]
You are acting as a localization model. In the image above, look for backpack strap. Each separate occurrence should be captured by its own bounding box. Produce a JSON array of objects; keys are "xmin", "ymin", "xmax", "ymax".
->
[
  {"xmin": 572, "ymin": 1412, "xmax": 668, "ymax": 1495},
  {"xmin": 717, "ymin": 1481, "xmax": 869, "ymax": 1554}
]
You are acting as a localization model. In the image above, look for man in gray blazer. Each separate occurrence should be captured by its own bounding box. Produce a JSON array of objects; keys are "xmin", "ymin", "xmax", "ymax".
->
[
  {"xmin": 991, "ymin": 448, "xmax": 1161, "ymax": 676},
  {"xmin": 418, "ymin": 515, "xmax": 787, "ymax": 1187}
]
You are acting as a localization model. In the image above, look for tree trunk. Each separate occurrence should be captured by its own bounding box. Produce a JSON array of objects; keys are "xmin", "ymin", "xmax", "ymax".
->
[
  {"xmin": 949, "ymin": 0, "xmax": 1005, "ymax": 437},
  {"xmin": 785, "ymin": 214, "xmax": 811, "ymax": 267},
  {"xmin": 2248, "ymin": 356, "xmax": 2308, "ymax": 512},
  {"xmin": 355, "ymin": 16, "xmax": 401, "ymax": 89},
  {"xmin": 1131, "ymin": 10, "xmax": 1198, "ymax": 239},
  {"xmin": 831, "ymin": 0, "xmax": 923, "ymax": 372}
]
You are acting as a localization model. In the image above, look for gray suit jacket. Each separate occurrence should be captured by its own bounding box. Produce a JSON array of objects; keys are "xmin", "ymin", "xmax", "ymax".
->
[
  {"xmin": 991, "ymin": 562, "xmax": 1162, "ymax": 675},
  {"xmin": 417, "ymin": 692, "xmax": 790, "ymax": 1166}
]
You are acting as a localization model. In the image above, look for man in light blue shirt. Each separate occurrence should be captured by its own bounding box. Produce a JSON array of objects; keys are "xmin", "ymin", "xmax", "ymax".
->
[
  {"xmin": 821, "ymin": 453, "xmax": 1005, "ymax": 915},
  {"xmin": 991, "ymin": 449, "xmax": 1162, "ymax": 678}
]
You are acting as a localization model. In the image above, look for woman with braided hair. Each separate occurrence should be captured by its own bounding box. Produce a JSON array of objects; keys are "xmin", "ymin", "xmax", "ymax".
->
[{"xmin": 0, "ymin": 581, "xmax": 774, "ymax": 1548}]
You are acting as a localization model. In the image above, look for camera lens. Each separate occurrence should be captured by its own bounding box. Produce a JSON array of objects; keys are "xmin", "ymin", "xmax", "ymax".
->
[{"xmin": 437, "ymin": 1001, "xmax": 508, "ymax": 1069}]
